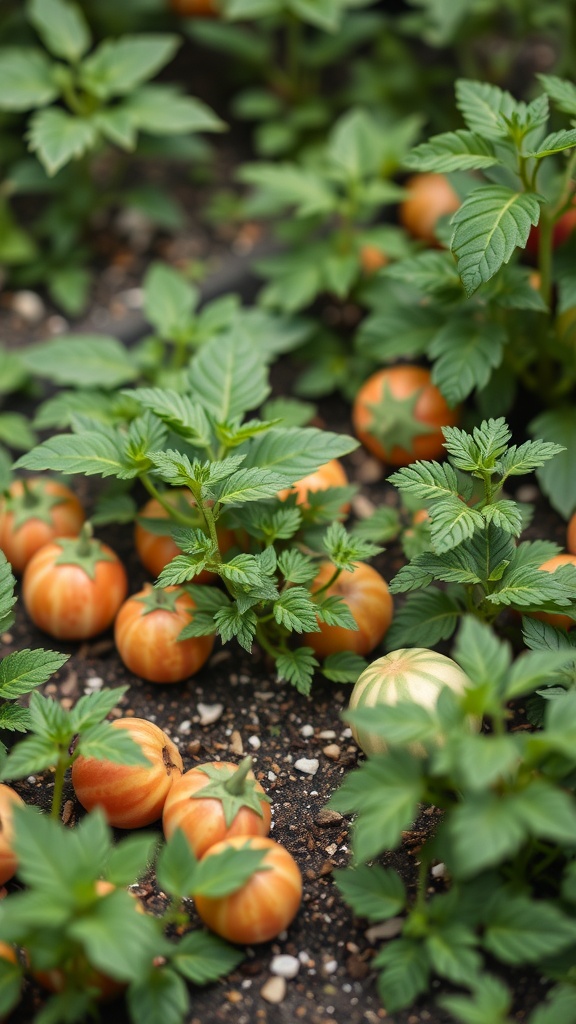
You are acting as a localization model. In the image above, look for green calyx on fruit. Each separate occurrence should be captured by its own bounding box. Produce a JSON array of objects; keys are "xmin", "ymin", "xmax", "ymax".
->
[
  {"xmin": 366, "ymin": 382, "xmax": 436, "ymax": 453},
  {"xmin": 53, "ymin": 522, "xmax": 117, "ymax": 580},
  {"xmin": 6, "ymin": 480, "xmax": 71, "ymax": 530},
  {"xmin": 133, "ymin": 584, "xmax": 185, "ymax": 616},
  {"xmin": 193, "ymin": 756, "xmax": 271, "ymax": 827}
]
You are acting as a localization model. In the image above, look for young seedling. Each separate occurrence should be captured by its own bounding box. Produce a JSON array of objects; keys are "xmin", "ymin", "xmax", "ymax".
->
[
  {"xmin": 356, "ymin": 75, "xmax": 576, "ymax": 516},
  {"xmin": 15, "ymin": 332, "xmax": 376, "ymax": 693},
  {"xmin": 330, "ymin": 615, "xmax": 576, "ymax": 1021},
  {"xmin": 380, "ymin": 417, "xmax": 576, "ymax": 649},
  {"xmin": 0, "ymin": 805, "xmax": 268, "ymax": 1024},
  {"xmin": 0, "ymin": 685, "xmax": 149, "ymax": 817}
]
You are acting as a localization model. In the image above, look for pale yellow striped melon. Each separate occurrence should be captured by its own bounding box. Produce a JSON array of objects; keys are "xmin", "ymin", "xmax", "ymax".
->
[{"xmin": 348, "ymin": 647, "xmax": 475, "ymax": 756}]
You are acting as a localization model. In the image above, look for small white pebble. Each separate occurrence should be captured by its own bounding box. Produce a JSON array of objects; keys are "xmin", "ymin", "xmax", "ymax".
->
[
  {"xmin": 431, "ymin": 862, "xmax": 446, "ymax": 879},
  {"xmin": 323, "ymin": 960, "xmax": 338, "ymax": 975},
  {"xmin": 300, "ymin": 724, "xmax": 314, "ymax": 738},
  {"xmin": 294, "ymin": 757, "xmax": 319, "ymax": 776},
  {"xmin": 298, "ymin": 951, "xmax": 312, "ymax": 964},
  {"xmin": 319, "ymin": 730, "xmax": 336, "ymax": 740},
  {"xmin": 270, "ymin": 954, "xmax": 300, "ymax": 979},
  {"xmin": 11, "ymin": 290, "xmax": 45, "ymax": 323},
  {"xmin": 178, "ymin": 720, "xmax": 192, "ymax": 734},
  {"xmin": 85, "ymin": 676, "xmax": 103, "ymax": 690},
  {"xmin": 27, "ymin": 776, "xmax": 36, "ymax": 784},
  {"xmin": 260, "ymin": 975, "xmax": 286, "ymax": 1003},
  {"xmin": 341, "ymin": 728, "xmax": 353, "ymax": 738},
  {"xmin": 365, "ymin": 918, "xmax": 404, "ymax": 943},
  {"xmin": 268, "ymin": 771, "xmax": 277, "ymax": 782},
  {"xmin": 197, "ymin": 702, "xmax": 224, "ymax": 726},
  {"xmin": 323, "ymin": 744, "xmax": 341, "ymax": 761},
  {"xmin": 248, "ymin": 735, "xmax": 261, "ymax": 750}
]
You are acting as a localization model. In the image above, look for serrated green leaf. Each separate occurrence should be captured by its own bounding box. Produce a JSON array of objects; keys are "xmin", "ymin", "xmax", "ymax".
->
[
  {"xmin": 527, "ymin": 129, "xmax": 576, "ymax": 158},
  {"xmin": 530, "ymin": 407, "xmax": 576, "ymax": 519},
  {"xmin": 191, "ymin": 842, "xmax": 268, "ymax": 897},
  {"xmin": 484, "ymin": 897, "xmax": 576, "ymax": 964},
  {"xmin": 439, "ymin": 973, "xmax": 513, "ymax": 1024},
  {"xmin": 321, "ymin": 650, "xmax": 367, "ymax": 683},
  {"xmin": 374, "ymin": 938, "xmax": 430, "ymax": 1011},
  {"xmin": 27, "ymin": 108, "xmax": 97, "ymax": 176},
  {"xmin": 429, "ymin": 319, "xmax": 505, "ymax": 405},
  {"xmin": 19, "ymin": 336, "xmax": 138, "ymax": 388},
  {"xmin": 334, "ymin": 864, "xmax": 406, "ymax": 921},
  {"xmin": 428, "ymin": 497, "xmax": 485, "ymax": 553},
  {"xmin": 273, "ymin": 587, "xmax": 319, "ymax": 633},
  {"xmin": 77, "ymin": 721, "xmax": 152, "ymax": 766},
  {"xmin": 128, "ymin": 968, "xmax": 189, "ymax": 1024},
  {"xmin": 189, "ymin": 332, "xmax": 269, "ymax": 422},
  {"xmin": 480, "ymin": 499, "xmax": 523, "ymax": 536},
  {"xmin": 451, "ymin": 186, "xmax": 542, "ymax": 296},
  {"xmin": 0, "ymin": 553, "xmax": 16, "ymax": 634},
  {"xmin": 405, "ymin": 130, "xmax": 498, "ymax": 172},
  {"xmin": 455, "ymin": 79, "xmax": 520, "ymax": 140},
  {"xmin": 212, "ymin": 468, "xmax": 291, "ymax": 504},
  {"xmin": 143, "ymin": 262, "xmax": 198, "ymax": 339},
  {"xmin": 14, "ymin": 430, "xmax": 131, "ymax": 479},
  {"xmin": 0, "ymin": 733, "xmax": 57, "ymax": 780},
  {"xmin": 0, "ymin": 649, "xmax": 68, "ymax": 698},
  {"xmin": 496, "ymin": 439, "xmax": 566, "ymax": 478},
  {"xmin": 385, "ymin": 588, "xmax": 462, "ymax": 648},
  {"xmin": 214, "ymin": 605, "xmax": 257, "ymax": 651},
  {"xmin": 172, "ymin": 930, "xmax": 244, "ymax": 985},
  {"xmin": 275, "ymin": 647, "xmax": 318, "ymax": 694},
  {"xmin": 125, "ymin": 85, "xmax": 225, "ymax": 135},
  {"xmin": 156, "ymin": 828, "xmax": 199, "ymax": 900},
  {"xmin": 453, "ymin": 617, "xmax": 511, "ymax": 691},
  {"xmin": 537, "ymin": 74, "xmax": 576, "ymax": 117},
  {"xmin": 242, "ymin": 427, "xmax": 357, "ymax": 480}
]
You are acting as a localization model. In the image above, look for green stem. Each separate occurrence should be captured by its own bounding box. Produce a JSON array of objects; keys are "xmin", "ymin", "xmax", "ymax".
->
[
  {"xmin": 311, "ymin": 565, "xmax": 342, "ymax": 600},
  {"xmin": 224, "ymin": 755, "xmax": 253, "ymax": 795},
  {"xmin": 140, "ymin": 476, "xmax": 201, "ymax": 528},
  {"xmin": 51, "ymin": 754, "xmax": 68, "ymax": 820}
]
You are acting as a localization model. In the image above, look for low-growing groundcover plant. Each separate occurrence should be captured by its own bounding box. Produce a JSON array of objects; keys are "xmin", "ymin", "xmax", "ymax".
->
[
  {"xmin": 377, "ymin": 417, "xmax": 576, "ymax": 650},
  {"xmin": 330, "ymin": 616, "xmax": 576, "ymax": 1023},
  {"xmin": 356, "ymin": 74, "xmax": 576, "ymax": 518},
  {"xmin": 13, "ymin": 330, "xmax": 384, "ymax": 694}
]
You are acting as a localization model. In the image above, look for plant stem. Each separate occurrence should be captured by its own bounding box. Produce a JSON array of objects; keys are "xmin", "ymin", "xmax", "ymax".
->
[{"xmin": 51, "ymin": 755, "xmax": 68, "ymax": 819}]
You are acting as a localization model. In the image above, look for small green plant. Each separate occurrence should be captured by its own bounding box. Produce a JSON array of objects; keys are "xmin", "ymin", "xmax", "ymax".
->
[
  {"xmin": 0, "ymin": 0, "xmax": 224, "ymax": 311},
  {"xmin": 238, "ymin": 106, "xmax": 416, "ymax": 313},
  {"xmin": 12, "ymin": 331, "xmax": 385, "ymax": 693},
  {"xmin": 0, "ymin": 685, "xmax": 149, "ymax": 816},
  {"xmin": 356, "ymin": 75, "xmax": 576, "ymax": 516},
  {"xmin": 376, "ymin": 417, "xmax": 576, "ymax": 649},
  {"xmin": 0, "ymin": 805, "xmax": 267, "ymax": 1023},
  {"xmin": 0, "ymin": 551, "xmax": 69, "ymax": 771},
  {"xmin": 329, "ymin": 615, "xmax": 576, "ymax": 1022}
]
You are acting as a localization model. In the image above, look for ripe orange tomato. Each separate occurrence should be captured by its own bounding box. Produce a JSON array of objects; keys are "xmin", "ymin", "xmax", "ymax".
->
[
  {"xmin": 162, "ymin": 757, "xmax": 272, "ymax": 858},
  {"xmin": 567, "ymin": 514, "xmax": 576, "ymax": 555},
  {"xmin": 0, "ymin": 478, "xmax": 85, "ymax": 574},
  {"xmin": 399, "ymin": 173, "xmax": 460, "ymax": 247},
  {"xmin": 71, "ymin": 718, "xmax": 183, "ymax": 828},
  {"xmin": 304, "ymin": 561, "xmax": 393, "ymax": 658},
  {"xmin": 277, "ymin": 459, "xmax": 349, "ymax": 512},
  {"xmin": 21, "ymin": 529, "xmax": 128, "ymax": 641},
  {"xmin": 168, "ymin": 0, "xmax": 218, "ymax": 14},
  {"xmin": 352, "ymin": 365, "xmax": 459, "ymax": 466},
  {"xmin": 0, "ymin": 784, "xmax": 24, "ymax": 886},
  {"xmin": 533, "ymin": 554, "xmax": 576, "ymax": 631},
  {"xmin": 194, "ymin": 836, "xmax": 302, "ymax": 944},
  {"xmin": 114, "ymin": 584, "xmax": 214, "ymax": 683},
  {"xmin": 135, "ymin": 492, "xmax": 234, "ymax": 584}
]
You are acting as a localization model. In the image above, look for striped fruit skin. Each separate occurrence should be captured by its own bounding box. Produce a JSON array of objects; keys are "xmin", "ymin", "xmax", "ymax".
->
[{"xmin": 348, "ymin": 648, "xmax": 474, "ymax": 756}]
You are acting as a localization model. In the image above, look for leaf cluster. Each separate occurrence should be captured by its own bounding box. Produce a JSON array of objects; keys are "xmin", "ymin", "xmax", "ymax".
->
[
  {"xmin": 385, "ymin": 417, "xmax": 573, "ymax": 649},
  {"xmin": 0, "ymin": 805, "xmax": 267, "ymax": 1024},
  {"xmin": 330, "ymin": 616, "xmax": 576, "ymax": 1019}
]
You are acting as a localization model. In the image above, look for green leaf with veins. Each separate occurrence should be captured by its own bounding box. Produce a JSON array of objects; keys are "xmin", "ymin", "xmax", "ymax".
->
[{"xmin": 275, "ymin": 647, "xmax": 318, "ymax": 694}]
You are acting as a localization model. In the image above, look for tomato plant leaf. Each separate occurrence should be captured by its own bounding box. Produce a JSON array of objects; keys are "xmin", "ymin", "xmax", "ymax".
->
[
  {"xmin": 19, "ymin": 336, "xmax": 139, "ymax": 389},
  {"xmin": 191, "ymin": 842, "xmax": 268, "ymax": 898},
  {"xmin": 452, "ymin": 617, "xmax": 511, "ymax": 692},
  {"xmin": 239, "ymin": 162, "xmax": 336, "ymax": 218},
  {"xmin": 405, "ymin": 129, "xmax": 499, "ymax": 172},
  {"xmin": 321, "ymin": 650, "xmax": 367, "ymax": 683},
  {"xmin": 143, "ymin": 262, "xmax": 199, "ymax": 339},
  {"xmin": 277, "ymin": 549, "xmax": 317, "ymax": 584},
  {"xmin": 503, "ymin": 649, "xmax": 576, "ymax": 700},
  {"xmin": 156, "ymin": 828, "xmax": 200, "ymax": 900},
  {"xmin": 426, "ymin": 923, "xmax": 483, "ymax": 987},
  {"xmin": 537, "ymin": 74, "xmax": 576, "ymax": 117},
  {"xmin": 329, "ymin": 752, "xmax": 424, "ymax": 863},
  {"xmin": 527, "ymin": 983, "xmax": 576, "ymax": 1024},
  {"xmin": 483, "ymin": 897, "xmax": 576, "ymax": 964},
  {"xmin": 429, "ymin": 318, "xmax": 506, "ymax": 405},
  {"xmin": 480, "ymin": 499, "xmax": 523, "ymax": 536},
  {"xmin": 242, "ymin": 426, "xmax": 357, "ymax": 478},
  {"xmin": 529, "ymin": 407, "xmax": 576, "ymax": 520},
  {"xmin": 213, "ymin": 605, "xmax": 258, "ymax": 651},
  {"xmin": 315, "ymin": 594, "xmax": 357, "ymax": 629},
  {"xmin": 455, "ymin": 79, "xmax": 523, "ymax": 140},
  {"xmin": 388, "ymin": 460, "xmax": 461, "ymax": 504},
  {"xmin": 0, "ymin": 954, "xmax": 22, "ymax": 1021},
  {"xmin": 212, "ymin": 468, "xmax": 292, "ymax": 504},
  {"xmin": 105, "ymin": 834, "xmax": 159, "ymax": 888},
  {"xmin": 427, "ymin": 497, "xmax": 484, "ymax": 553},
  {"xmin": 451, "ymin": 186, "xmax": 543, "ymax": 296},
  {"xmin": 0, "ymin": 733, "xmax": 59, "ymax": 780},
  {"xmin": 71, "ymin": 888, "xmax": 163, "ymax": 982},
  {"xmin": 189, "ymin": 333, "xmax": 270, "ymax": 422},
  {"xmin": 128, "ymin": 968, "xmax": 189, "ymax": 1024},
  {"xmin": 526, "ymin": 129, "xmax": 576, "ymax": 158},
  {"xmin": 374, "ymin": 938, "xmax": 431, "ymax": 1011},
  {"xmin": 28, "ymin": 0, "xmax": 91, "ymax": 63},
  {"xmin": 27, "ymin": 108, "xmax": 98, "ymax": 176},
  {"xmin": 275, "ymin": 647, "xmax": 318, "ymax": 694},
  {"xmin": 273, "ymin": 587, "xmax": 320, "ymax": 633},
  {"xmin": 68, "ymin": 686, "xmax": 128, "ymax": 731},
  {"xmin": 0, "ymin": 47, "xmax": 59, "ymax": 111},
  {"xmin": 14, "ymin": 430, "xmax": 133, "ymax": 479},
  {"xmin": 439, "ymin": 973, "xmax": 513, "ymax": 1024},
  {"xmin": 385, "ymin": 588, "xmax": 462, "ymax": 648},
  {"xmin": 0, "ymin": 554, "xmax": 16, "ymax": 634},
  {"xmin": 127, "ymin": 389, "xmax": 212, "ymax": 446},
  {"xmin": 125, "ymin": 84, "xmax": 226, "ymax": 135},
  {"xmin": 77, "ymin": 721, "xmax": 153, "ymax": 766},
  {"xmin": 333, "ymin": 864, "xmax": 406, "ymax": 921},
  {"xmin": 0, "ymin": 648, "xmax": 69, "ymax": 698},
  {"xmin": 80, "ymin": 35, "xmax": 180, "ymax": 100},
  {"xmin": 172, "ymin": 930, "xmax": 244, "ymax": 985}
]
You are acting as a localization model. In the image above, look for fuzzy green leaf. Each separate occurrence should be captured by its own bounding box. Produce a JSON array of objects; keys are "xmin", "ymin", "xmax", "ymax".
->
[
  {"xmin": 484, "ymin": 897, "xmax": 576, "ymax": 964},
  {"xmin": 189, "ymin": 333, "xmax": 269, "ymax": 422},
  {"xmin": 321, "ymin": 651, "xmax": 367, "ymax": 683},
  {"xmin": 405, "ymin": 130, "xmax": 498, "ymax": 172},
  {"xmin": 273, "ymin": 587, "xmax": 319, "ymax": 633},
  {"xmin": 14, "ymin": 430, "xmax": 131, "ymax": 479},
  {"xmin": 191, "ymin": 841, "xmax": 268, "ymax": 897},
  {"xmin": 128, "ymin": 968, "xmax": 189, "ymax": 1024},
  {"xmin": 388, "ymin": 460, "xmax": 461, "ymax": 504},
  {"xmin": 439, "ymin": 974, "xmax": 513, "ymax": 1024},
  {"xmin": 77, "ymin": 721, "xmax": 152, "ymax": 766},
  {"xmin": 453, "ymin": 617, "xmax": 511, "ymax": 691},
  {"xmin": 428, "ymin": 497, "xmax": 485, "ymax": 553},
  {"xmin": 143, "ymin": 262, "xmax": 198, "ymax": 339},
  {"xmin": 242, "ymin": 426, "xmax": 357, "ymax": 479},
  {"xmin": 0, "ymin": 734, "xmax": 57, "ymax": 780},
  {"xmin": 374, "ymin": 938, "xmax": 430, "ymax": 1011},
  {"xmin": 156, "ymin": 828, "xmax": 199, "ymax": 900},
  {"xmin": 480, "ymin": 500, "xmax": 523, "ymax": 536},
  {"xmin": 537, "ymin": 74, "xmax": 576, "ymax": 117},
  {"xmin": 172, "ymin": 930, "xmax": 244, "ymax": 985},
  {"xmin": 214, "ymin": 605, "xmax": 257, "ymax": 651},
  {"xmin": 455, "ymin": 79, "xmax": 521, "ymax": 140},
  {"xmin": 526, "ymin": 129, "xmax": 576, "ymax": 158},
  {"xmin": 451, "ymin": 186, "xmax": 542, "ymax": 296},
  {"xmin": 212, "ymin": 468, "xmax": 292, "ymax": 504},
  {"xmin": 125, "ymin": 84, "xmax": 225, "ymax": 135}
]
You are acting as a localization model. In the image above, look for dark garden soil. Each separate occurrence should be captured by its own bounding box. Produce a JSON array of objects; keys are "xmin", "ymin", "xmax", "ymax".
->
[{"xmin": 0, "ymin": 182, "xmax": 569, "ymax": 1024}]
